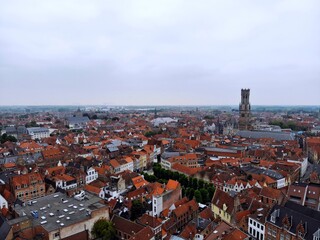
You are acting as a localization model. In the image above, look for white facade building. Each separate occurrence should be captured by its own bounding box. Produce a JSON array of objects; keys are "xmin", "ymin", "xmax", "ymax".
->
[
  {"xmin": 86, "ymin": 167, "xmax": 98, "ymax": 184},
  {"xmin": 0, "ymin": 194, "xmax": 8, "ymax": 209},
  {"xmin": 248, "ymin": 216, "xmax": 265, "ymax": 240},
  {"xmin": 152, "ymin": 195, "xmax": 163, "ymax": 217},
  {"xmin": 287, "ymin": 157, "xmax": 308, "ymax": 177},
  {"xmin": 55, "ymin": 179, "xmax": 77, "ymax": 190},
  {"xmin": 276, "ymin": 178, "xmax": 287, "ymax": 189},
  {"xmin": 160, "ymin": 158, "xmax": 172, "ymax": 170},
  {"xmin": 223, "ymin": 180, "xmax": 261, "ymax": 193},
  {"xmin": 27, "ymin": 127, "xmax": 50, "ymax": 139}
]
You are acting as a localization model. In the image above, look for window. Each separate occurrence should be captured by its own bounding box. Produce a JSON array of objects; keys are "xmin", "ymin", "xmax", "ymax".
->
[
  {"xmin": 280, "ymin": 234, "xmax": 284, "ymax": 240},
  {"xmin": 53, "ymin": 232, "xmax": 60, "ymax": 239},
  {"xmin": 271, "ymin": 215, "xmax": 276, "ymax": 223}
]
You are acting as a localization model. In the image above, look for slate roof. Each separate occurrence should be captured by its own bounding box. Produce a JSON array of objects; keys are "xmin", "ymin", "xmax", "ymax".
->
[
  {"xmin": 27, "ymin": 127, "xmax": 49, "ymax": 134},
  {"xmin": 67, "ymin": 116, "xmax": 89, "ymax": 124},
  {"xmin": 236, "ymin": 130, "xmax": 295, "ymax": 141},
  {"xmin": 241, "ymin": 165, "xmax": 284, "ymax": 180},
  {"xmin": 0, "ymin": 215, "xmax": 11, "ymax": 238},
  {"xmin": 267, "ymin": 201, "xmax": 320, "ymax": 240}
]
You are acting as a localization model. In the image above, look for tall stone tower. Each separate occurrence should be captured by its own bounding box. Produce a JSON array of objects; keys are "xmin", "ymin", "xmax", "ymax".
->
[{"xmin": 239, "ymin": 89, "xmax": 251, "ymax": 130}]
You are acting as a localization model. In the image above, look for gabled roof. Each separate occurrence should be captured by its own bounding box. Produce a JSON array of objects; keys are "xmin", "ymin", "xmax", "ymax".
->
[
  {"xmin": 112, "ymin": 215, "xmax": 144, "ymax": 235},
  {"xmin": 172, "ymin": 163, "xmax": 201, "ymax": 176},
  {"xmin": 137, "ymin": 213, "xmax": 161, "ymax": 228},
  {"xmin": 199, "ymin": 207, "xmax": 215, "ymax": 220},
  {"xmin": 132, "ymin": 176, "xmax": 149, "ymax": 189},
  {"xmin": 211, "ymin": 189, "xmax": 235, "ymax": 215},
  {"xmin": 128, "ymin": 226, "xmax": 155, "ymax": 240},
  {"xmin": 223, "ymin": 228, "xmax": 249, "ymax": 240},
  {"xmin": 12, "ymin": 172, "xmax": 43, "ymax": 188},
  {"xmin": 0, "ymin": 215, "xmax": 11, "ymax": 239},
  {"xmin": 84, "ymin": 184, "xmax": 102, "ymax": 195},
  {"xmin": 259, "ymin": 187, "xmax": 283, "ymax": 201},
  {"xmin": 166, "ymin": 179, "xmax": 180, "ymax": 191},
  {"xmin": 172, "ymin": 199, "xmax": 198, "ymax": 218},
  {"xmin": 267, "ymin": 201, "xmax": 320, "ymax": 240}
]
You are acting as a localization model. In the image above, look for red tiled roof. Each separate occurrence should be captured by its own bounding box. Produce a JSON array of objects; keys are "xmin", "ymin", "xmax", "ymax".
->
[
  {"xmin": 223, "ymin": 229, "xmax": 249, "ymax": 240},
  {"xmin": 165, "ymin": 179, "xmax": 180, "ymax": 191},
  {"xmin": 3, "ymin": 162, "xmax": 16, "ymax": 168},
  {"xmin": 84, "ymin": 185, "xmax": 102, "ymax": 195},
  {"xmin": 132, "ymin": 176, "xmax": 149, "ymax": 189},
  {"xmin": 173, "ymin": 199, "xmax": 198, "ymax": 218},
  {"xmin": 54, "ymin": 174, "xmax": 75, "ymax": 182},
  {"xmin": 211, "ymin": 189, "xmax": 235, "ymax": 215},
  {"xmin": 137, "ymin": 213, "xmax": 161, "ymax": 228},
  {"xmin": 172, "ymin": 163, "xmax": 201, "ymax": 176},
  {"xmin": 12, "ymin": 172, "xmax": 43, "ymax": 188},
  {"xmin": 259, "ymin": 187, "xmax": 282, "ymax": 200}
]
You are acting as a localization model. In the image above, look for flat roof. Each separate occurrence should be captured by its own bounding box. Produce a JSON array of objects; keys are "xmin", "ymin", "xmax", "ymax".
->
[
  {"xmin": 204, "ymin": 147, "xmax": 238, "ymax": 153},
  {"xmin": 14, "ymin": 192, "xmax": 106, "ymax": 233},
  {"xmin": 236, "ymin": 130, "xmax": 295, "ymax": 141}
]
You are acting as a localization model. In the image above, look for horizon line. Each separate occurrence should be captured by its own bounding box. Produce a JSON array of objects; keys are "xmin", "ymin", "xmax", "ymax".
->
[{"xmin": 0, "ymin": 104, "xmax": 319, "ymax": 107}]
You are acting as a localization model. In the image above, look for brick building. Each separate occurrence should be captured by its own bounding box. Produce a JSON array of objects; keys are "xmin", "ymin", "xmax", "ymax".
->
[{"xmin": 11, "ymin": 172, "xmax": 45, "ymax": 202}]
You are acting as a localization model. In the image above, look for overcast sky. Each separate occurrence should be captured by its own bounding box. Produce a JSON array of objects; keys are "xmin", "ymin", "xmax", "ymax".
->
[{"xmin": 1, "ymin": 0, "xmax": 319, "ymax": 106}]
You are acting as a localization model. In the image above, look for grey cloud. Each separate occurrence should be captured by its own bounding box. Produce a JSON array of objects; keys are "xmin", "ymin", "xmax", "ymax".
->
[{"xmin": 0, "ymin": 0, "xmax": 319, "ymax": 105}]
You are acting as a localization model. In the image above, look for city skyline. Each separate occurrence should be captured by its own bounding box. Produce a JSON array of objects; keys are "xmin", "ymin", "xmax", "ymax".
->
[{"xmin": 1, "ymin": 0, "xmax": 319, "ymax": 106}]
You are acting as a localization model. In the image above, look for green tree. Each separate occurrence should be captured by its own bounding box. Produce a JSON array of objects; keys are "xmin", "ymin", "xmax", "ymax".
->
[
  {"xmin": 182, "ymin": 187, "xmax": 186, "ymax": 198},
  {"xmin": 131, "ymin": 200, "xmax": 145, "ymax": 220},
  {"xmin": 208, "ymin": 186, "xmax": 215, "ymax": 201},
  {"xmin": 91, "ymin": 218, "xmax": 115, "ymax": 240},
  {"xmin": 173, "ymin": 172, "xmax": 180, "ymax": 181},
  {"xmin": 198, "ymin": 179, "xmax": 205, "ymax": 189},
  {"xmin": 0, "ymin": 134, "xmax": 17, "ymax": 144},
  {"xmin": 192, "ymin": 178, "xmax": 198, "ymax": 189},
  {"xmin": 179, "ymin": 174, "xmax": 188, "ymax": 187},
  {"xmin": 194, "ymin": 190, "xmax": 203, "ymax": 203},
  {"xmin": 144, "ymin": 131, "xmax": 156, "ymax": 137},
  {"xmin": 200, "ymin": 188, "xmax": 209, "ymax": 203},
  {"xmin": 188, "ymin": 188, "xmax": 195, "ymax": 200},
  {"xmin": 25, "ymin": 120, "xmax": 38, "ymax": 127}
]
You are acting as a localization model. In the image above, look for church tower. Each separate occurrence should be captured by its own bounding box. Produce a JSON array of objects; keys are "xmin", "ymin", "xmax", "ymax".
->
[{"xmin": 239, "ymin": 89, "xmax": 251, "ymax": 130}]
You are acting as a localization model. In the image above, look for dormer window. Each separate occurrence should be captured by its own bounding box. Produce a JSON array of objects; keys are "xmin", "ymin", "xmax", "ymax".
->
[
  {"xmin": 296, "ymin": 222, "xmax": 306, "ymax": 239},
  {"xmin": 298, "ymin": 231, "xmax": 304, "ymax": 238},
  {"xmin": 313, "ymin": 229, "xmax": 320, "ymax": 240},
  {"xmin": 270, "ymin": 209, "xmax": 280, "ymax": 224}
]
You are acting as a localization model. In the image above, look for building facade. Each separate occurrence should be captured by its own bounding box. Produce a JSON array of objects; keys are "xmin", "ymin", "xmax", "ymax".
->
[
  {"xmin": 27, "ymin": 127, "xmax": 50, "ymax": 140},
  {"xmin": 11, "ymin": 172, "xmax": 46, "ymax": 202}
]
